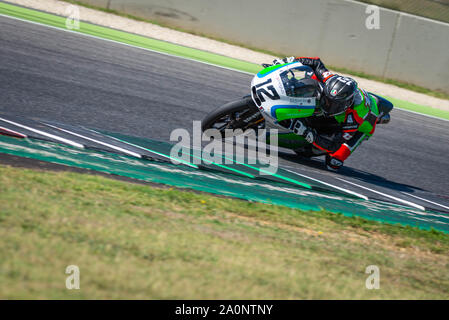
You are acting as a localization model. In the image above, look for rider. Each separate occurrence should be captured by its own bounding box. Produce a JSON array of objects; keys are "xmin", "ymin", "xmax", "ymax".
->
[{"xmin": 272, "ymin": 56, "xmax": 391, "ymax": 171}]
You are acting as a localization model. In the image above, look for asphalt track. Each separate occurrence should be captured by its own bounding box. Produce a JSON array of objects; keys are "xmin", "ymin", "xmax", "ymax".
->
[{"xmin": 1, "ymin": 15, "xmax": 449, "ymax": 212}]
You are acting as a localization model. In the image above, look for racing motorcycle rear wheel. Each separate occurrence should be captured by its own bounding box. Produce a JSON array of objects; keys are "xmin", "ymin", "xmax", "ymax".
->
[{"xmin": 201, "ymin": 96, "xmax": 265, "ymax": 137}]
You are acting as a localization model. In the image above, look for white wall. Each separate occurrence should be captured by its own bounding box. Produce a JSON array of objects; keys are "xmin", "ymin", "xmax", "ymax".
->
[{"xmin": 80, "ymin": 0, "xmax": 449, "ymax": 93}]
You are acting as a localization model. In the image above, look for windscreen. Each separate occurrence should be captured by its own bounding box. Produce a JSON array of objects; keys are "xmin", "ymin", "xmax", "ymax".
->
[{"xmin": 280, "ymin": 67, "xmax": 318, "ymax": 98}]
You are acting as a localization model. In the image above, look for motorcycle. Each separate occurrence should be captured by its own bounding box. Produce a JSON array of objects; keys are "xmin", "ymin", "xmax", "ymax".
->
[{"xmin": 201, "ymin": 62, "xmax": 393, "ymax": 158}]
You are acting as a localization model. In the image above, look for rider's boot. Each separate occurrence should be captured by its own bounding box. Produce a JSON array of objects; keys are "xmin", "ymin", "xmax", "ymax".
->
[{"xmin": 325, "ymin": 154, "xmax": 344, "ymax": 171}]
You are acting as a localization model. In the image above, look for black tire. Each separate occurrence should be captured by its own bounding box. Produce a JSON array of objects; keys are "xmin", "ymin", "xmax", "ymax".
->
[{"xmin": 201, "ymin": 96, "xmax": 265, "ymax": 136}]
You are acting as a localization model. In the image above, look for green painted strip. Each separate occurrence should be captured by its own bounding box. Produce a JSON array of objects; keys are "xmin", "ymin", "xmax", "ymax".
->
[
  {"xmin": 100, "ymin": 130, "xmax": 312, "ymax": 189},
  {"xmin": 208, "ymin": 153, "xmax": 312, "ymax": 189},
  {"xmin": 101, "ymin": 131, "xmax": 255, "ymax": 179},
  {"xmin": 101, "ymin": 132, "xmax": 378, "ymax": 194},
  {"xmin": 0, "ymin": 2, "xmax": 261, "ymax": 74},
  {"xmin": 195, "ymin": 157, "xmax": 255, "ymax": 179},
  {"xmin": 1, "ymin": 135, "xmax": 448, "ymax": 233},
  {"xmin": 88, "ymin": 129, "xmax": 199, "ymax": 169},
  {"xmin": 208, "ymin": 152, "xmax": 312, "ymax": 189},
  {"xmin": 0, "ymin": 2, "xmax": 446, "ymax": 120},
  {"xmin": 386, "ymin": 96, "xmax": 449, "ymax": 121}
]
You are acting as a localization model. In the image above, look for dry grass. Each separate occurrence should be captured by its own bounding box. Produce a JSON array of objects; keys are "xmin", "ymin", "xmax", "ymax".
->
[{"xmin": 0, "ymin": 165, "xmax": 448, "ymax": 299}]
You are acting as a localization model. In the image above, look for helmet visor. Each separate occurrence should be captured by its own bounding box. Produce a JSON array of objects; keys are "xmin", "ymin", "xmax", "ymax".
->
[{"xmin": 322, "ymin": 95, "xmax": 350, "ymax": 116}]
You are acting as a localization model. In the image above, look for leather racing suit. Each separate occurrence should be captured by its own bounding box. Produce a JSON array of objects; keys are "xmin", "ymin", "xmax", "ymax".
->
[{"xmin": 294, "ymin": 57, "xmax": 383, "ymax": 165}]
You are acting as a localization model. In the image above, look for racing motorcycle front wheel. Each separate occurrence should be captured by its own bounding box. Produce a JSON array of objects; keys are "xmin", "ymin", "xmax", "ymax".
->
[{"xmin": 201, "ymin": 96, "xmax": 265, "ymax": 137}]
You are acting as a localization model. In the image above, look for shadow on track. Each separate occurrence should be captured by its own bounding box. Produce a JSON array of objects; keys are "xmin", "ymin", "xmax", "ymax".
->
[{"xmin": 279, "ymin": 151, "xmax": 425, "ymax": 194}]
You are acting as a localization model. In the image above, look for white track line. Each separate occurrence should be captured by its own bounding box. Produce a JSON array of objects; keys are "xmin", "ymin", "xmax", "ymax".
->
[
  {"xmin": 44, "ymin": 123, "xmax": 142, "ymax": 158},
  {"xmin": 87, "ymin": 128, "xmax": 199, "ymax": 168},
  {"xmin": 0, "ymin": 126, "xmax": 27, "ymax": 138},
  {"xmin": 0, "ymin": 117, "xmax": 84, "ymax": 148},
  {"xmin": 336, "ymin": 177, "xmax": 426, "ymax": 211},
  {"xmin": 394, "ymin": 107, "xmax": 449, "ymax": 123},
  {"xmin": 282, "ymin": 168, "xmax": 369, "ymax": 200},
  {"xmin": 401, "ymin": 192, "xmax": 449, "ymax": 211},
  {"xmin": 2, "ymin": 12, "xmax": 448, "ymax": 123}
]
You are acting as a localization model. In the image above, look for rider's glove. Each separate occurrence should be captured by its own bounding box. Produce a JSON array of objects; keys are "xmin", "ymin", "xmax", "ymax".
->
[
  {"xmin": 272, "ymin": 56, "xmax": 296, "ymax": 65},
  {"xmin": 290, "ymin": 119, "xmax": 316, "ymax": 143},
  {"xmin": 326, "ymin": 154, "xmax": 344, "ymax": 171}
]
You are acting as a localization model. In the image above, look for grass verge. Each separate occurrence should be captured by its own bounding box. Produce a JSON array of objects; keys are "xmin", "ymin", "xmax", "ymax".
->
[{"xmin": 0, "ymin": 164, "xmax": 448, "ymax": 299}]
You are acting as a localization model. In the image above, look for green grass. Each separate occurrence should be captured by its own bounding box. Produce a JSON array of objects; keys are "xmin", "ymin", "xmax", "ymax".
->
[
  {"xmin": 1, "ymin": 164, "xmax": 448, "ymax": 299},
  {"xmin": 386, "ymin": 96, "xmax": 449, "ymax": 120},
  {"xmin": 60, "ymin": 0, "xmax": 449, "ymax": 101}
]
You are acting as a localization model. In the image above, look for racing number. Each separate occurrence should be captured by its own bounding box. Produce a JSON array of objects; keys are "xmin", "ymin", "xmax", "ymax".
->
[{"xmin": 252, "ymin": 79, "xmax": 280, "ymax": 106}]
